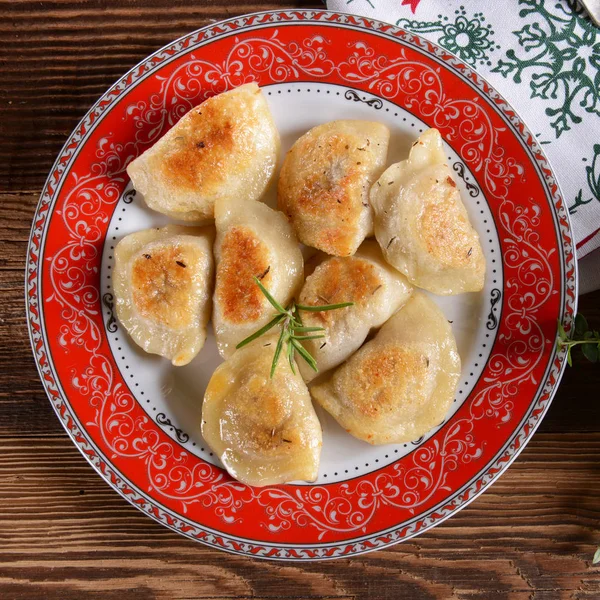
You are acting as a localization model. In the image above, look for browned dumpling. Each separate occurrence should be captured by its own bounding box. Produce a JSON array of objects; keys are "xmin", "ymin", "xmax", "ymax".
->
[
  {"xmin": 213, "ymin": 198, "xmax": 303, "ymax": 359},
  {"xmin": 370, "ymin": 128, "xmax": 485, "ymax": 294},
  {"xmin": 311, "ymin": 293, "xmax": 460, "ymax": 445},
  {"xmin": 202, "ymin": 336, "xmax": 322, "ymax": 487},
  {"xmin": 297, "ymin": 241, "xmax": 412, "ymax": 382},
  {"xmin": 278, "ymin": 120, "xmax": 389, "ymax": 256},
  {"xmin": 113, "ymin": 225, "xmax": 214, "ymax": 366},
  {"xmin": 127, "ymin": 83, "xmax": 280, "ymax": 222}
]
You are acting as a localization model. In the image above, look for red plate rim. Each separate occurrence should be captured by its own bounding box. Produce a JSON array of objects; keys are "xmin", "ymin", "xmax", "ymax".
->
[{"xmin": 26, "ymin": 9, "xmax": 578, "ymax": 560}]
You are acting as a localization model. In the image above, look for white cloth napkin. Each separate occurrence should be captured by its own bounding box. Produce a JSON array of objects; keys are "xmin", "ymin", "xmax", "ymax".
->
[{"xmin": 326, "ymin": 0, "xmax": 600, "ymax": 293}]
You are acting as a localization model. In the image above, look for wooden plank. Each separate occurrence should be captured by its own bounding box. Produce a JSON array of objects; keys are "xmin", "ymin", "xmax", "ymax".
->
[{"xmin": 0, "ymin": 434, "xmax": 599, "ymax": 599}]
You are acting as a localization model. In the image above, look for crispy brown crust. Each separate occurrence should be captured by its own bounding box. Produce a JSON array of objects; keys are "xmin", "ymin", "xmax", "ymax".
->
[
  {"xmin": 160, "ymin": 97, "xmax": 246, "ymax": 195},
  {"xmin": 341, "ymin": 345, "xmax": 428, "ymax": 419},
  {"xmin": 278, "ymin": 122, "xmax": 388, "ymax": 256},
  {"xmin": 278, "ymin": 134, "xmax": 363, "ymax": 256},
  {"xmin": 420, "ymin": 183, "xmax": 481, "ymax": 268},
  {"xmin": 299, "ymin": 256, "xmax": 381, "ymax": 326},
  {"xmin": 131, "ymin": 244, "xmax": 198, "ymax": 328},
  {"xmin": 216, "ymin": 226, "xmax": 272, "ymax": 324}
]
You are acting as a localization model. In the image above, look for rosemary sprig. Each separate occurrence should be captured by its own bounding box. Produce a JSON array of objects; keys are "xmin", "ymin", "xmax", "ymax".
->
[
  {"xmin": 557, "ymin": 313, "xmax": 600, "ymax": 563},
  {"xmin": 236, "ymin": 276, "xmax": 353, "ymax": 377},
  {"xmin": 557, "ymin": 314, "xmax": 600, "ymax": 366}
]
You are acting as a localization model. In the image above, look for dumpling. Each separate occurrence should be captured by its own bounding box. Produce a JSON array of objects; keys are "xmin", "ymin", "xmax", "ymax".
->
[
  {"xmin": 370, "ymin": 128, "xmax": 485, "ymax": 294},
  {"xmin": 296, "ymin": 241, "xmax": 413, "ymax": 382},
  {"xmin": 113, "ymin": 225, "xmax": 214, "ymax": 366},
  {"xmin": 213, "ymin": 198, "xmax": 303, "ymax": 358},
  {"xmin": 278, "ymin": 120, "xmax": 389, "ymax": 257},
  {"xmin": 310, "ymin": 293, "xmax": 460, "ymax": 445},
  {"xmin": 126, "ymin": 83, "xmax": 280, "ymax": 222},
  {"xmin": 202, "ymin": 336, "xmax": 322, "ymax": 486}
]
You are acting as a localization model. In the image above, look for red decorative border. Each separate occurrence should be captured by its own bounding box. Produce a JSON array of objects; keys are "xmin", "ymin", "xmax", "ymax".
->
[{"xmin": 26, "ymin": 10, "xmax": 577, "ymax": 559}]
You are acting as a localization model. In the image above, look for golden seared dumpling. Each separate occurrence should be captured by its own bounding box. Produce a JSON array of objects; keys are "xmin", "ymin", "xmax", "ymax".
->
[
  {"xmin": 311, "ymin": 293, "xmax": 460, "ymax": 445},
  {"xmin": 126, "ymin": 83, "xmax": 279, "ymax": 222},
  {"xmin": 370, "ymin": 128, "xmax": 485, "ymax": 294},
  {"xmin": 278, "ymin": 120, "xmax": 389, "ymax": 257},
  {"xmin": 113, "ymin": 225, "xmax": 214, "ymax": 366},
  {"xmin": 202, "ymin": 336, "xmax": 322, "ymax": 487},
  {"xmin": 213, "ymin": 198, "xmax": 303, "ymax": 358},
  {"xmin": 297, "ymin": 241, "xmax": 412, "ymax": 382}
]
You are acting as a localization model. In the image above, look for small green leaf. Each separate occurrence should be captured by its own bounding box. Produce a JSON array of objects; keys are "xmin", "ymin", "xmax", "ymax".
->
[
  {"xmin": 567, "ymin": 347, "xmax": 573, "ymax": 367},
  {"xmin": 236, "ymin": 313, "xmax": 284, "ymax": 349},
  {"xmin": 254, "ymin": 277, "xmax": 286, "ymax": 314},
  {"xmin": 575, "ymin": 313, "xmax": 589, "ymax": 336},
  {"xmin": 291, "ymin": 338, "xmax": 319, "ymax": 372},
  {"xmin": 582, "ymin": 343, "xmax": 599, "ymax": 363},
  {"xmin": 291, "ymin": 334, "xmax": 326, "ymax": 341},
  {"xmin": 296, "ymin": 302, "xmax": 354, "ymax": 312},
  {"xmin": 239, "ymin": 279, "xmax": 354, "ymax": 377},
  {"xmin": 287, "ymin": 340, "xmax": 296, "ymax": 375},
  {"xmin": 270, "ymin": 327, "xmax": 287, "ymax": 378},
  {"xmin": 593, "ymin": 546, "xmax": 600, "ymax": 565}
]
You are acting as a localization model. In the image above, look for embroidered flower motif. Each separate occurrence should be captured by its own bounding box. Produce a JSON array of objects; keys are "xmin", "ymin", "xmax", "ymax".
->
[
  {"xmin": 492, "ymin": 0, "xmax": 600, "ymax": 138},
  {"xmin": 438, "ymin": 15, "xmax": 494, "ymax": 64},
  {"xmin": 397, "ymin": 7, "xmax": 498, "ymax": 67}
]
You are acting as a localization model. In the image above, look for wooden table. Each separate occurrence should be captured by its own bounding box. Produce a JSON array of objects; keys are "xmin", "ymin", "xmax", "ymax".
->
[{"xmin": 2, "ymin": 2, "xmax": 600, "ymax": 598}]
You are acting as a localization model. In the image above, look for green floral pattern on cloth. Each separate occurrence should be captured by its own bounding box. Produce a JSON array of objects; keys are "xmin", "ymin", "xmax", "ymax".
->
[
  {"xmin": 571, "ymin": 144, "xmax": 600, "ymax": 215},
  {"xmin": 328, "ymin": 0, "xmax": 600, "ymax": 281},
  {"xmin": 492, "ymin": 0, "xmax": 600, "ymax": 139},
  {"xmin": 398, "ymin": 7, "xmax": 500, "ymax": 66}
]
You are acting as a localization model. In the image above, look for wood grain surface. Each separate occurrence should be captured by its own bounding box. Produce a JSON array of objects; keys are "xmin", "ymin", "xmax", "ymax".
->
[{"xmin": 1, "ymin": 2, "xmax": 600, "ymax": 598}]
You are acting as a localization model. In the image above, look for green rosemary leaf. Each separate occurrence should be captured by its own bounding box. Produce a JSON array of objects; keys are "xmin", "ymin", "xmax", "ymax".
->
[
  {"xmin": 594, "ymin": 546, "xmax": 600, "ymax": 565},
  {"xmin": 291, "ymin": 338, "xmax": 318, "ymax": 372},
  {"xmin": 567, "ymin": 346, "xmax": 573, "ymax": 367},
  {"xmin": 270, "ymin": 326, "xmax": 287, "ymax": 378},
  {"xmin": 287, "ymin": 340, "xmax": 296, "ymax": 375},
  {"xmin": 236, "ymin": 313, "xmax": 284, "ymax": 349},
  {"xmin": 254, "ymin": 276, "xmax": 287, "ymax": 314},
  {"xmin": 296, "ymin": 302, "xmax": 354, "ymax": 312},
  {"xmin": 239, "ymin": 279, "xmax": 355, "ymax": 377},
  {"xmin": 292, "ymin": 326, "xmax": 326, "ymax": 333}
]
